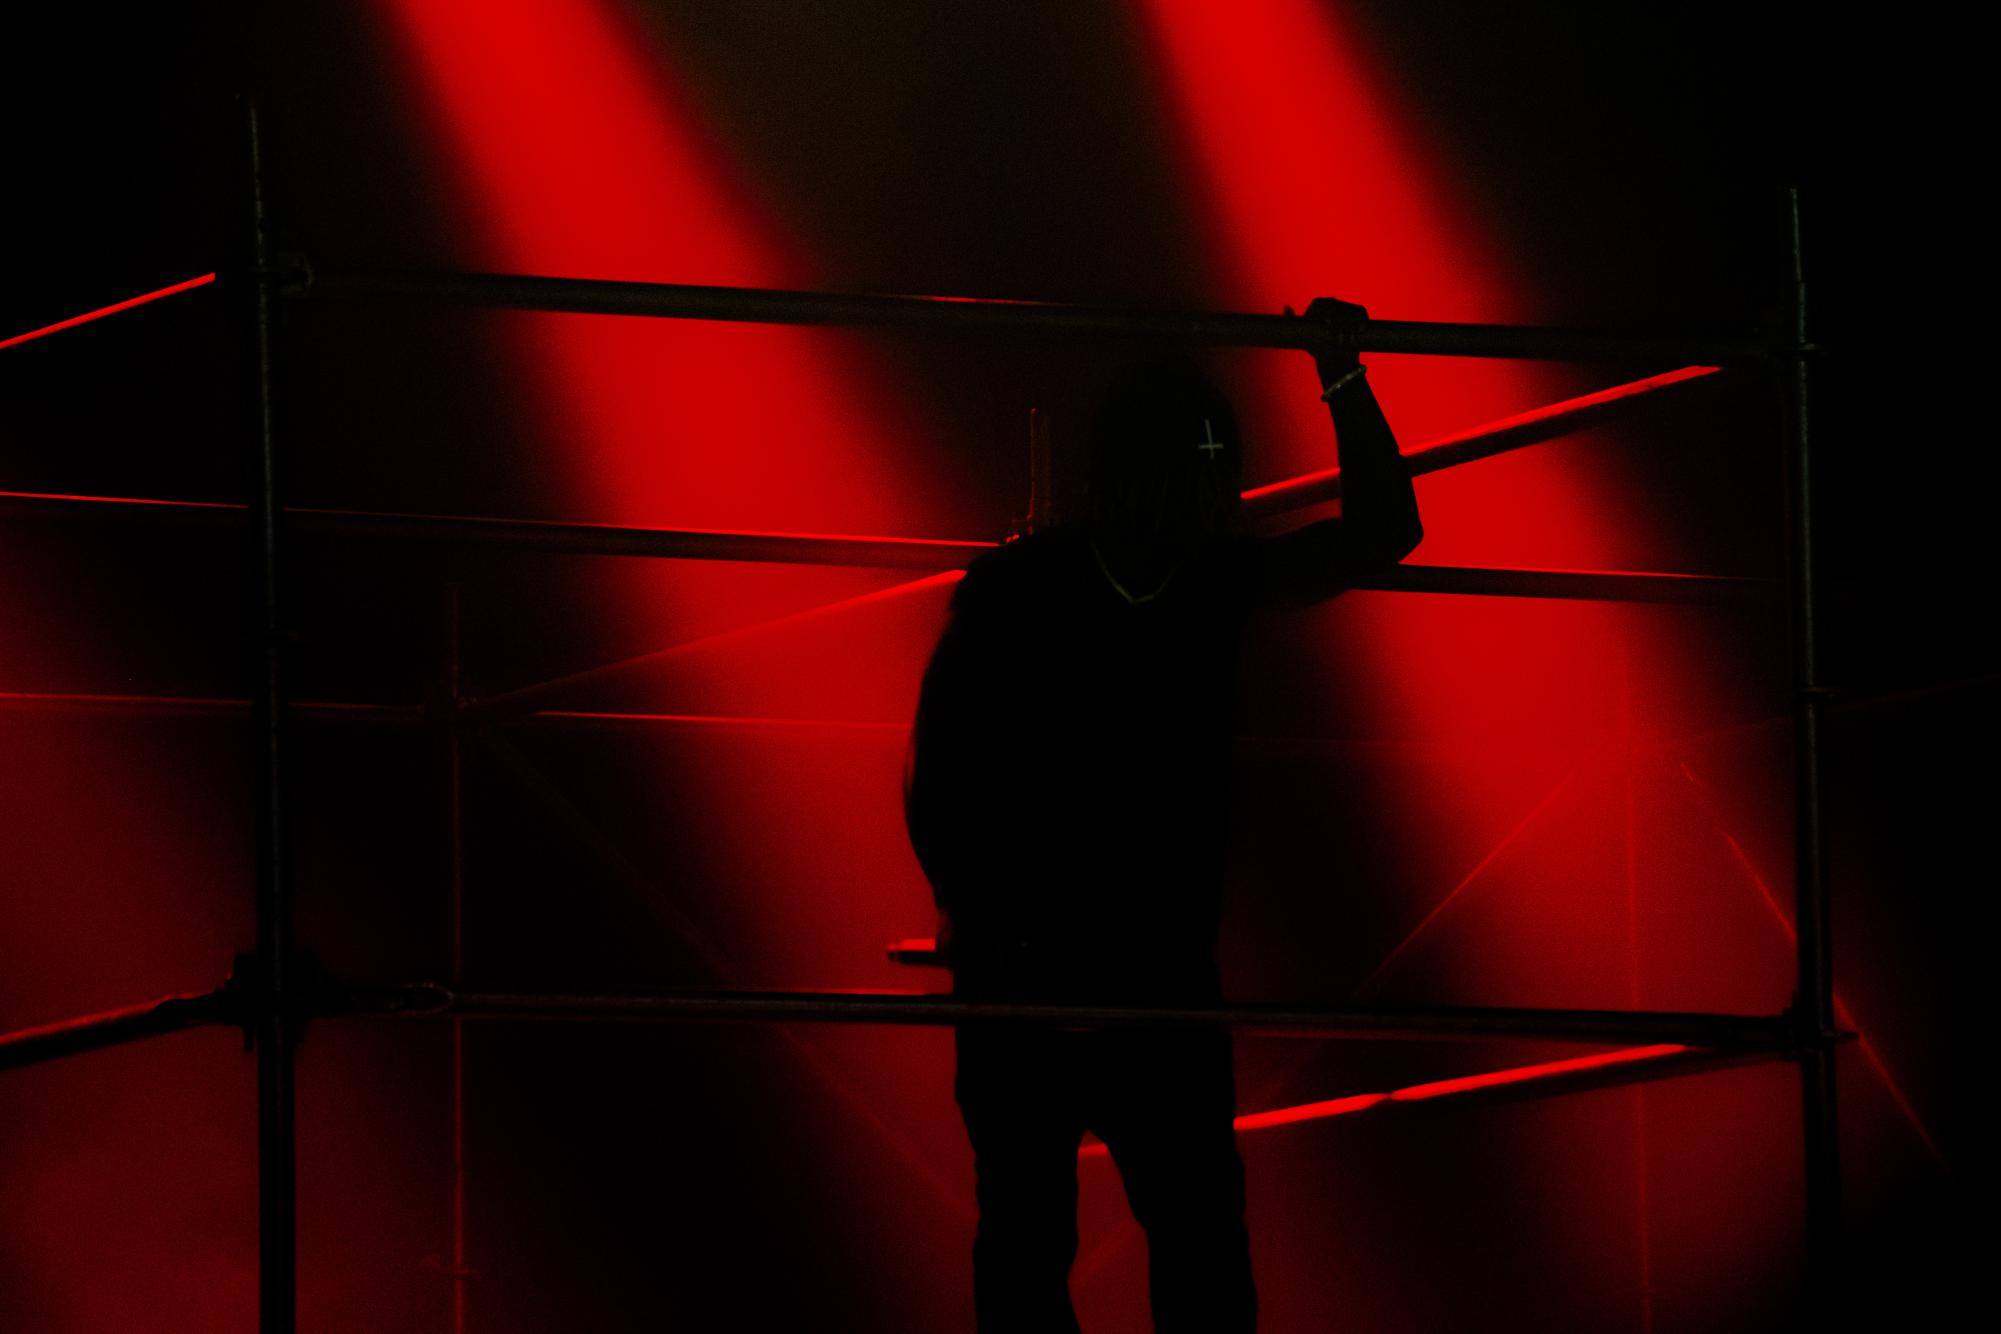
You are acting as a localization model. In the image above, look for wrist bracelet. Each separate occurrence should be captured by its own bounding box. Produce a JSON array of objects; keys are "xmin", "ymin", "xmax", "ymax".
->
[{"xmin": 1319, "ymin": 365, "xmax": 1367, "ymax": 401}]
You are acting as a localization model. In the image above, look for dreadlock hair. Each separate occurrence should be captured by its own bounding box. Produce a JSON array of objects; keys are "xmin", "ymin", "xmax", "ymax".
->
[{"xmin": 1086, "ymin": 353, "xmax": 1244, "ymax": 545}]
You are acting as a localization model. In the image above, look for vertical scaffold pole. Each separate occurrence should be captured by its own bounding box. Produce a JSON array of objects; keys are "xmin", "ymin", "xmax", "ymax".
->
[
  {"xmin": 441, "ymin": 580, "xmax": 470, "ymax": 1334},
  {"xmin": 240, "ymin": 85, "xmax": 297, "ymax": 1334},
  {"xmin": 1783, "ymin": 185, "xmax": 1841, "ymax": 1316}
]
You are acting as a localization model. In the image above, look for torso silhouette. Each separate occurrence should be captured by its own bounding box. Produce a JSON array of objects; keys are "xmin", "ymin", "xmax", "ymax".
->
[{"xmin": 906, "ymin": 523, "xmax": 1259, "ymax": 1003}]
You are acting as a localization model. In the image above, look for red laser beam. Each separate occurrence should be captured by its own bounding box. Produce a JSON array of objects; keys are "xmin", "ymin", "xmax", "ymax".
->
[
  {"xmin": 479, "ymin": 732, "xmax": 976, "ymax": 1224},
  {"xmin": 1352, "ymin": 765, "xmax": 1582, "ymax": 996},
  {"xmin": 1390, "ymin": 1044, "xmax": 1692, "ymax": 1102},
  {"xmin": 1674, "ymin": 763, "xmax": 1950, "ymax": 1169},
  {"xmin": 0, "ymin": 274, "xmax": 215, "ymax": 352},
  {"xmin": 1079, "ymin": 1044, "xmax": 1693, "ymax": 1158},
  {"xmin": 462, "ymin": 569, "xmax": 961, "ymax": 722},
  {"xmin": 1239, "ymin": 364, "xmax": 1724, "ymax": 517}
]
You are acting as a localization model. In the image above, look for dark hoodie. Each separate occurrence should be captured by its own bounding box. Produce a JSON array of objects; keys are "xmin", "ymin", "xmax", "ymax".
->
[{"xmin": 905, "ymin": 354, "xmax": 1420, "ymax": 1001}]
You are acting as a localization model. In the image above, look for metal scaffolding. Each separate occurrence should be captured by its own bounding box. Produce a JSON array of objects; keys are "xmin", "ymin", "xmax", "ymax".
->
[{"xmin": 0, "ymin": 66, "xmax": 1845, "ymax": 1334}]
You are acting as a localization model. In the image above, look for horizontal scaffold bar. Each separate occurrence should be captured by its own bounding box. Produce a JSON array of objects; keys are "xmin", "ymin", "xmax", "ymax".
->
[
  {"xmin": 0, "ymin": 983, "xmax": 1804, "ymax": 1069},
  {"xmin": 0, "ymin": 491, "xmax": 1776, "ymax": 605},
  {"xmin": 307, "ymin": 269, "xmax": 1776, "ymax": 365},
  {"xmin": 0, "ymin": 690, "xmax": 421, "ymax": 723},
  {"xmin": 0, "ymin": 989, "xmax": 234, "ymax": 1073},
  {"xmin": 343, "ymin": 983, "xmax": 1799, "ymax": 1050},
  {"xmin": 0, "ymin": 491, "xmax": 995, "ymax": 570},
  {"xmin": 1363, "ymin": 563, "xmax": 1772, "ymax": 604},
  {"xmin": 0, "ymin": 358, "xmax": 1741, "ymax": 588},
  {"xmin": 1139, "ymin": 1044, "xmax": 1780, "ymax": 1145}
]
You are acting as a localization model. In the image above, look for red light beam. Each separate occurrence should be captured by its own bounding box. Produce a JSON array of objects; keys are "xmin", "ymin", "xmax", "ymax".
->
[
  {"xmin": 1676, "ymin": 762, "xmax": 1951, "ymax": 1170},
  {"xmin": 460, "ymin": 569, "xmax": 964, "ymax": 724},
  {"xmin": 1241, "ymin": 365, "xmax": 1725, "ymax": 519},
  {"xmin": 1390, "ymin": 1044, "xmax": 1690, "ymax": 1103},
  {"xmin": 1079, "ymin": 1044, "xmax": 1696, "ymax": 1158},
  {"xmin": 0, "ymin": 274, "xmax": 216, "ymax": 353},
  {"xmin": 1352, "ymin": 765, "xmax": 1582, "ymax": 997}
]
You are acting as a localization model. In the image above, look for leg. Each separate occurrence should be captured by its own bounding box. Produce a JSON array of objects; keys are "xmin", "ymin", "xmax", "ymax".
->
[
  {"xmin": 1091, "ymin": 1030, "xmax": 1256, "ymax": 1334},
  {"xmin": 956, "ymin": 1025, "xmax": 1088, "ymax": 1334}
]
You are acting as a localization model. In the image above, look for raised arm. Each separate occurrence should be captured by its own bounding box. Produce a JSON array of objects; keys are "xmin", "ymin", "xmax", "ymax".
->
[{"xmin": 1247, "ymin": 298, "xmax": 1423, "ymax": 605}]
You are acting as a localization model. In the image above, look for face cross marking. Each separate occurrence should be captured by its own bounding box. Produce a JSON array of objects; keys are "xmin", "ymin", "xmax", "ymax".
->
[{"xmin": 1197, "ymin": 418, "xmax": 1224, "ymax": 459}]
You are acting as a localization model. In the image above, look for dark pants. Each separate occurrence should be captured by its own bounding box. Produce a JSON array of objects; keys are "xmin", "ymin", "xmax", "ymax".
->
[{"xmin": 954, "ymin": 1021, "xmax": 1256, "ymax": 1333}]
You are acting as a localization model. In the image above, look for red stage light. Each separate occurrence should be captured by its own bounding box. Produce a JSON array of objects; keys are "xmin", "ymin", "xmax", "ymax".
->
[
  {"xmin": 378, "ymin": 4, "xmax": 963, "ymax": 1323},
  {"xmin": 1122, "ymin": 0, "xmax": 1795, "ymax": 1322},
  {"xmin": 377, "ymin": 0, "xmax": 1809, "ymax": 1325}
]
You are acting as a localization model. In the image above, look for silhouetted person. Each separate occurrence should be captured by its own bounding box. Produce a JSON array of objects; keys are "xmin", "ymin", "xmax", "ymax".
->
[{"xmin": 905, "ymin": 302, "xmax": 1421, "ymax": 1334}]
